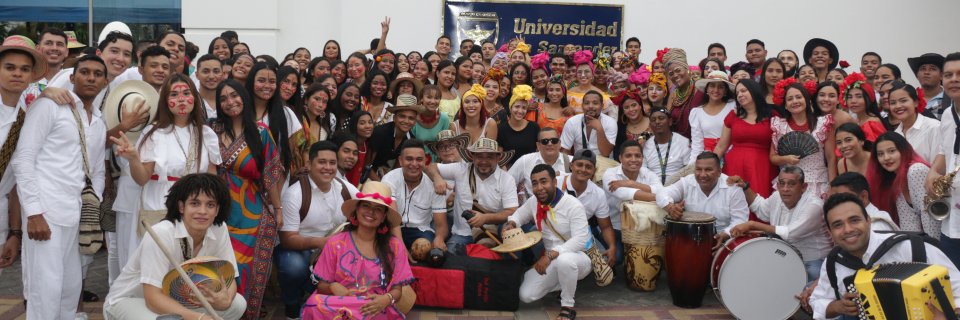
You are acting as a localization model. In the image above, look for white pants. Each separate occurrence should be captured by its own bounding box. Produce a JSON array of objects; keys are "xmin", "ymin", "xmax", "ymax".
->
[
  {"xmin": 105, "ymin": 295, "xmax": 247, "ymax": 320},
  {"xmin": 0, "ymin": 230, "xmax": 5, "ymax": 278},
  {"xmin": 23, "ymin": 222, "xmax": 82, "ymax": 320},
  {"xmin": 107, "ymin": 210, "xmax": 140, "ymax": 283},
  {"xmin": 519, "ymin": 251, "xmax": 591, "ymax": 307}
]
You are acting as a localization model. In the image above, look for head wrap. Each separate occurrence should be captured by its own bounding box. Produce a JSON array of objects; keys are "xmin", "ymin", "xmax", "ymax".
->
[
  {"xmin": 491, "ymin": 52, "xmax": 509, "ymax": 67},
  {"xmin": 512, "ymin": 42, "xmax": 531, "ymax": 55},
  {"xmin": 612, "ymin": 89, "xmax": 642, "ymax": 107},
  {"xmin": 661, "ymin": 48, "xmax": 688, "ymax": 70},
  {"xmin": 730, "ymin": 61, "xmax": 756, "ymax": 77},
  {"xmin": 498, "ymin": 43, "xmax": 510, "ymax": 53},
  {"xmin": 595, "ymin": 53, "xmax": 611, "ymax": 72},
  {"xmin": 648, "ymin": 72, "xmax": 667, "ymax": 92},
  {"xmin": 548, "ymin": 75, "xmax": 567, "ymax": 96},
  {"xmin": 462, "ymin": 83, "xmax": 487, "ymax": 101},
  {"xmin": 573, "ymin": 50, "xmax": 595, "ymax": 73},
  {"xmin": 620, "ymin": 55, "xmax": 639, "ymax": 70},
  {"xmin": 530, "ymin": 52, "xmax": 550, "ymax": 71},
  {"xmin": 839, "ymin": 72, "xmax": 875, "ymax": 108},
  {"xmin": 509, "ymin": 85, "xmax": 533, "ymax": 107},
  {"xmin": 652, "ymin": 48, "xmax": 669, "ymax": 66},
  {"xmin": 629, "ymin": 68, "xmax": 652, "ymax": 86},
  {"xmin": 481, "ymin": 67, "xmax": 507, "ymax": 85}
]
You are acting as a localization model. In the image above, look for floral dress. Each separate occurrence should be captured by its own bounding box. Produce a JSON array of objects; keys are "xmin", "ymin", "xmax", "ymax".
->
[
  {"xmin": 303, "ymin": 231, "xmax": 415, "ymax": 319},
  {"xmin": 771, "ymin": 115, "xmax": 834, "ymax": 199}
]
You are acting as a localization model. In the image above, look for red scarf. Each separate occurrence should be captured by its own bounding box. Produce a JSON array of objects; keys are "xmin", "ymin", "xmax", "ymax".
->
[{"xmin": 535, "ymin": 188, "xmax": 563, "ymax": 230}]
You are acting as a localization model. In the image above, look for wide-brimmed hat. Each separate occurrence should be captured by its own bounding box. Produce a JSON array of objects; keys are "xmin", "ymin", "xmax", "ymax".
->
[
  {"xmin": 388, "ymin": 72, "xmax": 423, "ymax": 95},
  {"xmin": 458, "ymin": 137, "xmax": 515, "ymax": 168},
  {"xmin": 491, "ymin": 228, "xmax": 542, "ymax": 253},
  {"xmin": 425, "ymin": 129, "xmax": 470, "ymax": 155},
  {"xmin": 803, "ymin": 38, "xmax": 839, "ymax": 70},
  {"xmin": 908, "ymin": 53, "xmax": 945, "ymax": 76},
  {"xmin": 694, "ymin": 70, "xmax": 735, "ymax": 92},
  {"xmin": 0, "ymin": 36, "xmax": 47, "ymax": 83},
  {"xmin": 103, "ymin": 80, "xmax": 159, "ymax": 143},
  {"xmin": 386, "ymin": 94, "xmax": 424, "ymax": 115},
  {"xmin": 162, "ymin": 256, "xmax": 236, "ymax": 308},
  {"xmin": 98, "ymin": 21, "xmax": 131, "ymax": 43},
  {"xmin": 341, "ymin": 181, "xmax": 401, "ymax": 227},
  {"xmin": 63, "ymin": 31, "xmax": 85, "ymax": 49}
]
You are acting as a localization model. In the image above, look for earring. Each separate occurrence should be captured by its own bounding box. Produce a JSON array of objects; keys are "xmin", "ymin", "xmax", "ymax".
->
[
  {"xmin": 350, "ymin": 217, "xmax": 359, "ymax": 226},
  {"xmin": 377, "ymin": 225, "xmax": 389, "ymax": 235}
]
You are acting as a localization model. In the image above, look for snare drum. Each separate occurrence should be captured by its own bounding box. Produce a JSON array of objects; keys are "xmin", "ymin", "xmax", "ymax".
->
[
  {"xmin": 664, "ymin": 212, "xmax": 716, "ymax": 308},
  {"xmin": 711, "ymin": 234, "xmax": 806, "ymax": 320},
  {"xmin": 621, "ymin": 201, "xmax": 666, "ymax": 291}
]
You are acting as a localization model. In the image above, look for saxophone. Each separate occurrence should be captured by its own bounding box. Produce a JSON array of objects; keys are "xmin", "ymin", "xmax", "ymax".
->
[{"xmin": 925, "ymin": 166, "xmax": 960, "ymax": 221}]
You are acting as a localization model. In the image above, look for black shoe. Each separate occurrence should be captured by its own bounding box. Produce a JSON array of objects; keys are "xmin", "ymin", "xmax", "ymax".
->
[
  {"xmin": 285, "ymin": 304, "xmax": 301, "ymax": 319},
  {"xmin": 82, "ymin": 290, "xmax": 99, "ymax": 302}
]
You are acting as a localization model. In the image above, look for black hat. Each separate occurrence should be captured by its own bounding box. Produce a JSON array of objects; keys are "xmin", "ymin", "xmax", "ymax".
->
[
  {"xmin": 907, "ymin": 53, "xmax": 945, "ymax": 76},
  {"xmin": 803, "ymin": 38, "xmax": 839, "ymax": 70}
]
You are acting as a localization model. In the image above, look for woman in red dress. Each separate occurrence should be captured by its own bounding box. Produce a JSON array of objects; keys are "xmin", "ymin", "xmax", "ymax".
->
[
  {"xmin": 840, "ymin": 72, "xmax": 887, "ymax": 143},
  {"xmin": 714, "ymin": 79, "xmax": 777, "ymax": 200}
]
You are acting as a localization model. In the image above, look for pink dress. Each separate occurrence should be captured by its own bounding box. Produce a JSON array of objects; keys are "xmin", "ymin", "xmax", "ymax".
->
[
  {"xmin": 303, "ymin": 232, "xmax": 415, "ymax": 319},
  {"xmin": 771, "ymin": 115, "xmax": 834, "ymax": 199}
]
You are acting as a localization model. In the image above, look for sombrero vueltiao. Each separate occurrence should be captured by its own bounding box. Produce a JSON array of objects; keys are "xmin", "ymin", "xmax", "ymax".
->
[
  {"xmin": 341, "ymin": 181, "xmax": 402, "ymax": 228},
  {"xmin": 425, "ymin": 129, "xmax": 470, "ymax": 156},
  {"xmin": 161, "ymin": 256, "xmax": 236, "ymax": 308},
  {"xmin": 103, "ymin": 80, "xmax": 159, "ymax": 143},
  {"xmin": 457, "ymin": 137, "xmax": 515, "ymax": 168}
]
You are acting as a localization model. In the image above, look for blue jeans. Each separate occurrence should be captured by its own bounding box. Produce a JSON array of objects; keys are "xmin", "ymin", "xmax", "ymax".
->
[
  {"xmin": 401, "ymin": 227, "xmax": 435, "ymax": 249},
  {"xmin": 804, "ymin": 258, "xmax": 824, "ymax": 284},
  {"xmin": 592, "ymin": 227, "xmax": 623, "ymax": 265},
  {"xmin": 446, "ymin": 234, "xmax": 474, "ymax": 256},
  {"xmin": 940, "ymin": 234, "xmax": 960, "ymax": 269},
  {"xmin": 274, "ymin": 247, "xmax": 316, "ymax": 307}
]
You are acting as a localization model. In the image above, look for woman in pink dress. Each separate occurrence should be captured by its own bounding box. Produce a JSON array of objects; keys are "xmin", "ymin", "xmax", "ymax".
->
[
  {"xmin": 715, "ymin": 79, "xmax": 777, "ymax": 200},
  {"xmin": 302, "ymin": 182, "xmax": 413, "ymax": 319},
  {"xmin": 769, "ymin": 80, "xmax": 836, "ymax": 199}
]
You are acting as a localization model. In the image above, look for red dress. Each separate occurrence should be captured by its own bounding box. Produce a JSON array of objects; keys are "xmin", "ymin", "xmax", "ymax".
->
[{"xmin": 722, "ymin": 112, "xmax": 777, "ymax": 199}]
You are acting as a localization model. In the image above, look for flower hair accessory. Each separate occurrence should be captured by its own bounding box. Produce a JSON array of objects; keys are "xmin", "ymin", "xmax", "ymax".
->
[
  {"xmin": 573, "ymin": 50, "xmax": 595, "ymax": 71},
  {"xmin": 462, "ymin": 83, "xmax": 487, "ymax": 101},
  {"xmin": 482, "ymin": 67, "xmax": 507, "ymax": 84},
  {"xmin": 509, "ymin": 84, "xmax": 533, "ymax": 107},
  {"xmin": 512, "ymin": 42, "xmax": 531, "ymax": 54},
  {"xmin": 917, "ymin": 87, "xmax": 927, "ymax": 113},
  {"xmin": 652, "ymin": 47, "xmax": 669, "ymax": 65},
  {"xmin": 530, "ymin": 52, "xmax": 550, "ymax": 71},
  {"xmin": 375, "ymin": 53, "xmax": 394, "ymax": 63},
  {"xmin": 773, "ymin": 78, "xmax": 798, "ymax": 106},
  {"xmin": 802, "ymin": 80, "xmax": 818, "ymax": 97},
  {"xmin": 629, "ymin": 68, "xmax": 651, "ymax": 86},
  {"xmin": 840, "ymin": 72, "xmax": 875, "ymax": 108},
  {"xmin": 612, "ymin": 89, "xmax": 642, "ymax": 107},
  {"xmin": 839, "ymin": 60, "xmax": 850, "ymax": 69},
  {"xmin": 356, "ymin": 192, "xmax": 394, "ymax": 205},
  {"xmin": 498, "ymin": 43, "xmax": 510, "ymax": 53}
]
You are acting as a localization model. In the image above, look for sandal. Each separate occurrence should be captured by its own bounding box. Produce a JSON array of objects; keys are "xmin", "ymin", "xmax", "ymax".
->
[
  {"xmin": 557, "ymin": 306, "xmax": 576, "ymax": 320},
  {"xmin": 82, "ymin": 290, "xmax": 99, "ymax": 302}
]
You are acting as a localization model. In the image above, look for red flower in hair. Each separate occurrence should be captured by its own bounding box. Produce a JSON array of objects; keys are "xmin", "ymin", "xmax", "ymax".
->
[
  {"xmin": 839, "ymin": 60, "xmax": 850, "ymax": 69},
  {"xmin": 917, "ymin": 87, "xmax": 927, "ymax": 113},
  {"xmin": 612, "ymin": 89, "xmax": 642, "ymax": 107},
  {"xmin": 772, "ymin": 78, "xmax": 797, "ymax": 106},
  {"xmin": 803, "ymin": 80, "xmax": 818, "ymax": 97},
  {"xmin": 840, "ymin": 72, "xmax": 873, "ymax": 109},
  {"xmin": 653, "ymin": 48, "xmax": 669, "ymax": 64}
]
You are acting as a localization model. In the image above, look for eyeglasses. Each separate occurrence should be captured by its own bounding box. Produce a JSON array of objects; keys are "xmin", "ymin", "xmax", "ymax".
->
[{"xmin": 539, "ymin": 138, "xmax": 560, "ymax": 145}]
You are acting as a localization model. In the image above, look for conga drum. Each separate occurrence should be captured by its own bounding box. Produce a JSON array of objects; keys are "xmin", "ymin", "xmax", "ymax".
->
[
  {"xmin": 664, "ymin": 212, "xmax": 716, "ymax": 308},
  {"xmin": 620, "ymin": 201, "xmax": 666, "ymax": 291}
]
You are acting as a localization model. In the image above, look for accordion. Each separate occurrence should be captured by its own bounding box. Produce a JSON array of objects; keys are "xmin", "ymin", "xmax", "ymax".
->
[{"xmin": 849, "ymin": 262, "xmax": 956, "ymax": 319}]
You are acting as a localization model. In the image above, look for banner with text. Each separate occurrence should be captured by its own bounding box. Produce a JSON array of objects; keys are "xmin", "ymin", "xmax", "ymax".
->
[{"xmin": 442, "ymin": 0, "xmax": 623, "ymax": 56}]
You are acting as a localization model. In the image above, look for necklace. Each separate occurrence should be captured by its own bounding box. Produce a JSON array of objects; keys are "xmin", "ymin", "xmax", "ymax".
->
[
  {"xmin": 419, "ymin": 111, "xmax": 438, "ymax": 124},
  {"xmin": 671, "ymin": 81, "xmax": 694, "ymax": 107}
]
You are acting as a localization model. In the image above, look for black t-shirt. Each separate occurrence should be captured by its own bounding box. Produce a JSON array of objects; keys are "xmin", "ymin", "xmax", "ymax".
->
[
  {"xmin": 369, "ymin": 122, "xmax": 409, "ymax": 169},
  {"xmin": 496, "ymin": 120, "xmax": 540, "ymax": 166}
]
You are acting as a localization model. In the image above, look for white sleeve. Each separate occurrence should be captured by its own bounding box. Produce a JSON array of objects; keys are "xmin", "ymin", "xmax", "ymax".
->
[
  {"xmin": 810, "ymin": 261, "xmax": 836, "ymax": 319},
  {"xmin": 556, "ymin": 202, "xmax": 589, "ymax": 254},
  {"xmin": 560, "ymin": 118, "xmax": 578, "ymax": 150},
  {"xmin": 749, "ymin": 194, "xmax": 773, "ymax": 222},
  {"xmin": 603, "ymin": 169, "xmax": 639, "ymax": 201},
  {"xmin": 509, "ymin": 198, "xmax": 536, "ymax": 226},
  {"xmin": 499, "ymin": 173, "xmax": 519, "ymax": 208},
  {"xmin": 689, "ymin": 110, "xmax": 705, "ymax": 164},
  {"xmin": 280, "ymin": 182, "xmax": 302, "ymax": 233},
  {"xmin": 602, "ymin": 117, "xmax": 617, "ymax": 146},
  {"xmin": 436, "ymin": 162, "xmax": 463, "ymax": 180},
  {"xmin": 775, "ymin": 200, "xmax": 825, "ymax": 243},
  {"xmin": 641, "ymin": 168, "xmax": 664, "ymax": 194},
  {"xmin": 12, "ymin": 99, "xmax": 56, "ymax": 216},
  {"xmin": 89, "ymin": 123, "xmax": 107, "ymax": 198},
  {"xmin": 724, "ymin": 189, "xmax": 749, "ymax": 234},
  {"xmin": 655, "ymin": 179, "xmax": 685, "ymax": 208}
]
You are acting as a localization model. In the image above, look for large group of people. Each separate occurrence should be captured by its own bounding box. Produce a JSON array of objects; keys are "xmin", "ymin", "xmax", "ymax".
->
[{"xmin": 1, "ymin": 17, "xmax": 960, "ymax": 320}]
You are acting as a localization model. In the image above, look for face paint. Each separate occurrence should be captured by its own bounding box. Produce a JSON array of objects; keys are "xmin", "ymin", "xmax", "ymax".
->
[{"xmin": 168, "ymin": 82, "xmax": 195, "ymax": 115}]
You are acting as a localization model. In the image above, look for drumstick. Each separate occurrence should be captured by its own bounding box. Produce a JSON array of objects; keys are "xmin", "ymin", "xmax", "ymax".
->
[
  {"xmin": 141, "ymin": 221, "xmax": 224, "ymax": 320},
  {"xmin": 484, "ymin": 229, "xmax": 518, "ymax": 259}
]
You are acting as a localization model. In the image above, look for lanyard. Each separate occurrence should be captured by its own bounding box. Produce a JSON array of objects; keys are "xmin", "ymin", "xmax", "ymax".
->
[
  {"xmin": 654, "ymin": 135, "xmax": 672, "ymax": 184},
  {"xmin": 580, "ymin": 117, "xmax": 589, "ymax": 150}
]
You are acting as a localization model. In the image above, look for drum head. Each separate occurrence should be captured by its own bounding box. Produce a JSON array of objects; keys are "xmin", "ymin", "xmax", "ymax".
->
[
  {"xmin": 715, "ymin": 238, "xmax": 806, "ymax": 320},
  {"xmin": 672, "ymin": 212, "xmax": 716, "ymax": 223}
]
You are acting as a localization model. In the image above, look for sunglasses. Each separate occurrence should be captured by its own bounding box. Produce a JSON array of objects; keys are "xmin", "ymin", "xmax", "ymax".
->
[{"xmin": 539, "ymin": 138, "xmax": 560, "ymax": 145}]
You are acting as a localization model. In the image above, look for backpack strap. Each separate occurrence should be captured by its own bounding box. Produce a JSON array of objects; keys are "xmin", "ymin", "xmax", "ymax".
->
[
  {"xmin": 866, "ymin": 231, "xmax": 941, "ymax": 267},
  {"xmin": 299, "ymin": 174, "xmax": 311, "ymax": 222},
  {"xmin": 826, "ymin": 246, "xmax": 867, "ymax": 300},
  {"xmin": 333, "ymin": 177, "xmax": 352, "ymax": 202}
]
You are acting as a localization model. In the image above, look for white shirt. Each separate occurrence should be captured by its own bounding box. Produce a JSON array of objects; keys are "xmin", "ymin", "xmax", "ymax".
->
[
  {"xmin": 602, "ymin": 165, "xmax": 663, "ymax": 230},
  {"xmin": 508, "ymin": 193, "xmax": 589, "ymax": 255},
  {"xmin": 642, "ymin": 133, "xmax": 692, "ymax": 182},
  {"xmin": 557, "ymin": 173, "xmax": 608, "ymax": 222},
  {"xmin": 508, "ymin": 152, "xmax": 569, "ymax": 197},
  {"xmin": 381, "ymin": 168, "xmax": 446, "ymax": 232},
  {"xmin": 437, "ymin": 161, "xmax": 519, "ymax": 236},
  {"xmin": 281, "ymin": 177, "xmax": 357, "ymax": 238},
  {"xmin": 935, "ymin": 105, "xmax": 960, "ymax": 238},
  {"xmin": 655, "ymin": 174, "xmax": 748, "ymax": 234},
  {"xmin": 750, "ymin": 190, "xmax": 831, "ymax": 261},
  {"xmin": 13, "ymin": 94, "xmax": 106, "ymax": 227},
  {"xmin": 260, "ymin": 106, "xmax": 304, "ymax": 139},
  {"xmin": 104, "ymin": 220, "xmax": 239, "ymax": 309},
  {"xmin": 689, "ymin": 101, "xmax": 735, "ymax": 159},
  {"xmin": 560, "ymin": 113, "xmax": 618, "ymax": 156},
  {"xmin": 866, "ymin": 203, "xmax": 898, "ymax": 232},
  {"xmin": 895, "ymin": 114, "xmax": 940, "ymax": 163},
  {"xmin": 0, "ymin": 95, "xmax": 25, "ymax": 234},
  {"xmin": 810, "ymin": 231, "xmax": 960, "ymax": 319},
  {"xmin": 138, "ymin": 124, "xmax": 222, "ymax": 210}
]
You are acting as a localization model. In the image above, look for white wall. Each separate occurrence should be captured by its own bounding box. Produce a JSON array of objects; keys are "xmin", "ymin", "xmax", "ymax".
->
[{"xmin": 183, "ymin": 0, "xmax": 959, "ymax": 84}]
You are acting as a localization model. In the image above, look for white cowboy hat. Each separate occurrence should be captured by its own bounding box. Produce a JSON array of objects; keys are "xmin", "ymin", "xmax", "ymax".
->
[{"xmin": 103, "ymin": 80, "xmax": 159, "ymax": 143}]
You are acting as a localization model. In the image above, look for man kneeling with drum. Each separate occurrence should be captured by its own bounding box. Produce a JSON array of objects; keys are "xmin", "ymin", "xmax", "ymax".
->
[
  {"xmin": 655, "ymin": 152, "xmax": 748, "ymax": 247},
  {"xmin": 505, "ymin": 164, "xmax": 591, "ymax": 320},
  {"xmin": 728, "ymin": 166, "xmax": 832, "ymax": 282}
]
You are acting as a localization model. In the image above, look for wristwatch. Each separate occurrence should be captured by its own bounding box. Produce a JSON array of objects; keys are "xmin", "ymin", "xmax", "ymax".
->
[
  {"xmin": 741, "ymin": 181, "xmax": 750, "ymax": 190},
  {"xmin": 7, "ymin": 229, "xmax": 21, "ymax": 240}
]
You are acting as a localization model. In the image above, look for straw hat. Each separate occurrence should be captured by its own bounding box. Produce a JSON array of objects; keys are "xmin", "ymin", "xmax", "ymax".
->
[
  {"xmin": 388, "ymin": 72, "xmax": 423, "ymax": 95},
  {"xmin": 491, "ymin": 228, "xmax": 542, "ymax": 253},
  {"xmin": 340, "ymin": 181, "xmax": 401, "ymax": 227},
  {"xmin": 63, "ymin": 31, "xmax": 85, "ymax": 49},
  {"xmin": 457, "ymin": 137, "xmax": 515, "ymax": 168},
  {"xmin": 386, "ymin": 94, "xmax": 424, "ymax": 115},
  {"xmin": 161, "ymin": 256, "xmax": 236, "ymax": 308},
  {"xmin": 425, "ymin": 130, "xmax": 470, "ymax": 155},
  {"xmin": 0, "ymin": 36, "xmax": 47, "ymax": 83},
  {"xmin": 694, "ymin": 70, "xmax": 736, "ymax": 92},
  {"xmin": 103, "ymin": 80, "xmax": 159, "ymax": 143}
]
